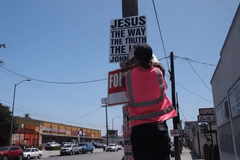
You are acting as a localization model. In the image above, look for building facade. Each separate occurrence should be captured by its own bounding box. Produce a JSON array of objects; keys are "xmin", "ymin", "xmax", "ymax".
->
[
  {"xmin": 210, "ymin": 3, "xmax": 240, "ymax": 160},
  {"xmin": 12, "ymin": 116, "xmax": 102, "ymax": 147},
  {"xmin": 184, "ymin": 121, "xmax": 217, "ymax": 159}
]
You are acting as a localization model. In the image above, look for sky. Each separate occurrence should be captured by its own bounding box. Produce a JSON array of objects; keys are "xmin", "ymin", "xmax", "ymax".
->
[{"xmin": 0, "ymin": 0, "xmax": 239, "ymax": 137}]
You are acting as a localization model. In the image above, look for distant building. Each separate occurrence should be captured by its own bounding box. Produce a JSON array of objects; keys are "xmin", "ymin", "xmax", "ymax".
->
[
  {"xmin": 184, "ymin": 121, "xmax": 217, "ymax": 159},
  {"xmin": 11, "ymin": 116, "xmax": 102, "ymax": 147},
  {"xmin": 210, "ymin": 3, "xmax": 240, "ymax": 160}
]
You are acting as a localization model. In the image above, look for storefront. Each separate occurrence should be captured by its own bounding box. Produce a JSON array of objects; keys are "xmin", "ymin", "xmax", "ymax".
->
[{"xmin": 12, "ymin": 117, "xmax": 102, "ymax": 147}]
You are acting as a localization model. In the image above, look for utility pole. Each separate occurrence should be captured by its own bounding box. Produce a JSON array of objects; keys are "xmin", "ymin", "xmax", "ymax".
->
[
  {"xmin": 0, "ymin": 44, "xmax": 6, "ymax": 49},
  {"xmin": 176, "ymin": 92, "xmax": 182, "ymax": 154},
  {"xmin": 105, "ymin": 105, "xmax": 109, "ymax": 145},
  {"xmin": 101, "ymin": 98, "xmax": 109, "ymax": 146},
  {"xmin": 170, "ymin": 52, "xmax": 181, "ymax": 160},
  {"xmin": 122, "ymin": 0, "xmax": 138, "ymax": 17}
]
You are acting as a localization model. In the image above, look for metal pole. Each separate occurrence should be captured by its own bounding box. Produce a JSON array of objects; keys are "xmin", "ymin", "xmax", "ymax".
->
[
  {"xmin": 112, "ymin": 118, "xmax": 114, "ymax": 130},
  {"xmin": 112, "ymin": 118, "xmax": 114, "ymax": 143},
  {"xmin": 105, "ymin": 105, "xmax": 109, "ymax": 146},
  {"xmin": 176, "ymin": 93, "xmax": 182, "ymax": 154},
  {"xmin": 209, "ymin": 123, "xmax": 213, "ymax": 145},
  {"xmin": 9, "ymin": 84, "xmax": 17, "ymax": 145},
  {"xmin": 9, "ymin": 79, "xmax": 30, "ymax": 146},
  {"xmin": 170, "ymin": 52, "xmax": 181, "ymax": 160}
]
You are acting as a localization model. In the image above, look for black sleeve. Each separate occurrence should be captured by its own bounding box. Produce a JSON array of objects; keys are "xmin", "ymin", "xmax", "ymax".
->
[
  {"xmin": 153, "ymin": 62, "xmax": 165, "ymax": 78},
  {"xmin": 121, "ymin": 71, "xmax": 126, "ymax": 89}
]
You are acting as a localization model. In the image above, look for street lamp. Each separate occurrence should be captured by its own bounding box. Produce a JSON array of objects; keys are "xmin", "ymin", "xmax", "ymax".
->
[
  {"xmin": 112, "ymin": 116, "xmax": 120, "ymax": 130},
  {"xmin": 9, "ymin": 79, "xmax": 31, "ymax": 145}
]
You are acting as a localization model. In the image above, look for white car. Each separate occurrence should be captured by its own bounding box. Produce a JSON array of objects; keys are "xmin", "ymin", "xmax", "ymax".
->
[
  {"xmin": 106, "ymin": 143, "xmax": 118, "ymax": 152},
  {"xmin": 23, "ymin": 148, "xmax": 43, "ymax": 159},
  {"xmin": 45, "ymin": 142, "xmax": 61, "ymax": 148},
  {"xmin": 117, "ymin": 145, "xmax": 122, "ymax": 150}
]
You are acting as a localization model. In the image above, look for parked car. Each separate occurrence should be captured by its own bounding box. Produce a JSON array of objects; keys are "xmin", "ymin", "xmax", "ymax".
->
[
  {"xmin": 60, "ymin": 144, "xmax": 79, "ymax": 155},
  {"xmin": 23, "ymin": 148, "xmax": 43, "ymax": 159},
  {"xmin": 78, "ymin": 142, "xmax": 94, "ymax": 154},
  {"xmin": 93, "ymin": 143, "xmax": 100, "ymax": 148},
  {"xmin": 0, "ymin": 146, "xmax": 23, "ymax": 160},
  {"xmin": 117, "ymin": 145, "xmax": 122, "ymax": 150},
  {"xmin": 99, "ymin": 143, "xmax": 107, "ymax": 148},
  {"xmin": 45, "ymin": 142, "xmax": 61, "ymax": 147},
  {"xmin": 93, "ymin": 143, "xmax": 106, "ymax": 149},
  {"xmin": 106, "ymin": 143, "xmax": 118, "ymax": 152},
  {"xmin": 59, "ymin": 142, "xmax": 75, "ymax": 147}
]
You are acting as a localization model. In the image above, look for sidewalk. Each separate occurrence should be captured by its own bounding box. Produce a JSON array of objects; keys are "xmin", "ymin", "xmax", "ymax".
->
[
  {"xmin": 42, "ymin": 148, "xmax": 104, "ymax": 158},
  {"xmin": 171, "ymin": 148, "xmax": 204, "ymax": 160}
]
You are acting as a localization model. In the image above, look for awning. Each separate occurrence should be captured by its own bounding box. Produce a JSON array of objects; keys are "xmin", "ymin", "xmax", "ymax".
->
[{"xmin": 41, "ymin": 133, "xmax": 103, "ymax": 140}]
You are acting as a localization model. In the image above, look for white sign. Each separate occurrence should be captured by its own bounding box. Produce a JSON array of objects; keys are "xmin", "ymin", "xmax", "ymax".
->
[
  {"xmin": 198, "ymin": 115, "xmax": 215, "ymax": 122},
  {"xmin": 101, "ymin": 98, "xmax": 108, "ymax": 105},
  {"xmin": 215, "ymin": 98, "xmax": 230, "ymax": 127},
  {"xmin": 228, "ymin": 78, "xmax": 240, "ymax": 118},
  {"xmin": 109, "ymin": 15, "xmax": 147, "ymax": 63},
  {"xmin": 199, "ymin": 108, "xmax": 214, "ymax": 115},
  {"xmin": 170, "ymin": 129, "xmax": 180, "ymax": 136}
]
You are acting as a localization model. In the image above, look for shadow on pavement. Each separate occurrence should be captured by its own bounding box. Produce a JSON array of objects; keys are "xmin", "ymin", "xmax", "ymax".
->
[{"xmin": 190, "ymin": 151, "xmax": 204, "ymax": 160}]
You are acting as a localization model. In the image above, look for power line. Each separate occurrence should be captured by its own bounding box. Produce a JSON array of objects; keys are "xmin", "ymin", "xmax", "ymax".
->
[
  {"xmin": 174, "ymin": 55, "xmax": 216, "ymax": 66},
  {"xmin": 152, "ymin": 0, "xmax": 170, "ymax": 70},
  {"xmin": 186, "ymin": 60, "xmax": 212, "ymax": 93},
  {"xmin": 158, "ymin": 56, "xmax": 169, "ymax": 61},
  {"xmin": 0, "ymin": 99, "xmax": 105, "ymax": 128},
  {"xmin": 0, "ymin": 69, "xmax": 102, "ymax": 107},
  {"xmin": 0, "ymin": 66, "xmax": 107, "ymax": 84},
  {"xmin": 175, "ymin": 81, "xmax": 213, "ymax": 103},
  {"xmin": 67, "ymin": 107, "xmax": 102, "ymax": 123},
  {"xmin": 1, "ymin": 61, "xmax": 213, "ymax": 104},
  {"xmin": 178, "ymin": 107, "xmax": 188, "ymax": 122},
  {"xmin": 165, "ymin": 74, "xmax": 212, "ymax": 103}
]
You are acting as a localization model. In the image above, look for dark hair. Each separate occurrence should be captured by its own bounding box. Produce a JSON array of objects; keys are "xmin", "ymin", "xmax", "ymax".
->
[{"xmin": 134, "ymin": 44, "xmax": 153, "ymax": 69}]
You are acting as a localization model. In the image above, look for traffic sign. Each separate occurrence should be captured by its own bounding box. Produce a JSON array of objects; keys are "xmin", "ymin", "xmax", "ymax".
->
[
  {"xmin": 101, "ymin": 97, "xmax": 108, "ymax": 105},
  {"xmin": 170, "ymin": 129, "xmax": 180, "ymax": 137}
]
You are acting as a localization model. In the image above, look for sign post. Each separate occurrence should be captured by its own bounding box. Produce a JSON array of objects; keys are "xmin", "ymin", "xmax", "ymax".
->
[
  {"xmin": 101, "ymin": 98, "xmax": 109, "ymax": 146},
  {"xmin": 123, "ymin": 104, "xmax": 133, "ymax": 160},
  {"xmin": 198, "ymin": 108, "xmax": 215, "ymax": 144}
]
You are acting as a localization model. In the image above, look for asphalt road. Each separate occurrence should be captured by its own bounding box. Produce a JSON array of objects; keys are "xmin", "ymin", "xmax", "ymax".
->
[{"xmin": 43, "ymin": 150, "xmax": 124, "ymax": 160}]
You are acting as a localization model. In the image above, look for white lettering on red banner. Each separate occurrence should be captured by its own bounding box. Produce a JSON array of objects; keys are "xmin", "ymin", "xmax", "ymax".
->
[{"xmin": 108, "ymin": 69, "xmax": 128, "ymax": 106}]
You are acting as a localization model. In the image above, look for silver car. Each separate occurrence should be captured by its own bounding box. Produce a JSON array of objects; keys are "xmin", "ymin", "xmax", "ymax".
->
[
  {"xmin": 45, "ymin": 142, "xmax": 61, "ymax": 147},
  {"xmin": 23, "ymin": 148, "xmax": 43, "ymax": 159},
  {"xmin": 60, "ymin": 144, "xmax": 80, "ymax": 155}
]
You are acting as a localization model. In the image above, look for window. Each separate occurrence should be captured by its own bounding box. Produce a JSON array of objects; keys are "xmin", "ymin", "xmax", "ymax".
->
[
  {"xmin": 35, "ymin": 149, "xmax": 39, "ymax": 152},
  {"xmin": 0, "ymin": 147, "xmax": 9, "ymax": 151},
  {"xmin": 10, "ymin": 147, "xmax": 19, "ymax": 151}
]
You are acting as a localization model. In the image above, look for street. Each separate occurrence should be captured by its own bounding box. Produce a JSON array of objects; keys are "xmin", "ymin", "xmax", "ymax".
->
[{"xmin": 42, "ymin": 150, "xmax": 124, "ymax": 160}]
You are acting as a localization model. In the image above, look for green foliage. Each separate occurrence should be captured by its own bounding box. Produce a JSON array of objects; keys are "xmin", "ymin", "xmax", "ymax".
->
[
  {"xmin": 0, "ymin": 103, "xmax": 19, "ymax": 146},
  {"xmin": 36, "ymin": 145, "xmax": 42, "ymax": 150},
  {"xmin": 19, "ymin": 143, "xmax": 28, "ymax": 149},
  {"xmin": 45, "ymin": 146, "xmax": 61, "ymax": 150}
]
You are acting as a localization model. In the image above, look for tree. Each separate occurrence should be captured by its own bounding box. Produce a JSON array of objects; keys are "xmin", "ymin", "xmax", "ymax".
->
[
  {"xmin": 24, "ymin": 113, "xmax": 31, "ymax": 119},
  {"xmin": 0, "ymin": 103, "xmax": 19, "ymax": 146}
]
